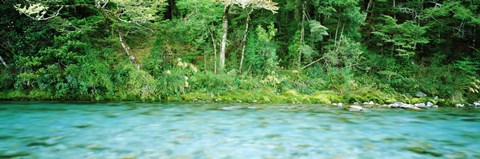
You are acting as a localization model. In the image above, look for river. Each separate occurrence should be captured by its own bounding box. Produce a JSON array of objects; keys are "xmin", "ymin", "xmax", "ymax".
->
[{"xmin": 0, "ymin": 102, "xmax": 479, "ymax": 158}]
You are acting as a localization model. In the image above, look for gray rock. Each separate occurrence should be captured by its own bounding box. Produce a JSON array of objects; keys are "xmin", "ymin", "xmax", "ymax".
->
[
  {"xmin": 474, "ymin": 101, "xmax": 480, "ymax": 107},
  {"xmin": 416, "ymin": 91, "xmax": 427, "ymax": 97},
  {"xmin": 349, "ymin": 105, "xmax": 363, "ymax": 112},
  {"xmin": 414, "ymin": 103, "xmax": 426, "ymax": 108},
  {"xmin": 333, "ymin": 103, "xmax": 343, "ymax": 107},
  {"xmin": 400, "ymin": 104, "xmax": 414, "ymax": 109},
  {"xmin": 363, "ymin": 101, "xmax": 375, "ymax": 105},
  {"xmin": 455, "ymin": 104, "xmax": 465, "ymax": 108},
  {"xmin": 426, "ymin": 102, "xmax": 434, "ymax": 107},
  {"xmin": 432, "ymin": 105, "xmax": 439, "ymax": 108},
  {"xmin": 388, "ymin": 102, "xmax": 404, "ymax": 108}
]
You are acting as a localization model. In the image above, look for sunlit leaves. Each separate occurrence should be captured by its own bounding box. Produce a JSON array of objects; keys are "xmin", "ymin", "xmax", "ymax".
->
[
  {"xmin": 112, "ymin": 0, "xmax": 166, "ymax": 23},
  {"xmin": 308, "ymin": 20, "xmax": 328, "ymax": 42},
  {"xmin": 15, "ymin": 3, "xmax": 62, "ymax": 20},
  {"xmin": 217, "ymin": 0, "xmax": 279, "ymax": 13}
]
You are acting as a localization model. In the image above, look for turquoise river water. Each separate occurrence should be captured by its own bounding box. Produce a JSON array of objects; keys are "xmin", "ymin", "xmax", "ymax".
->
[{"xmin": 0, "ymin": 102, "xmax": 479, "ymax": 159}]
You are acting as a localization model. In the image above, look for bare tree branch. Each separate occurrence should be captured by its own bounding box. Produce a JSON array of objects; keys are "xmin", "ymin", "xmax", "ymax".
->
[
  {"xmin": 118, "ymin": 31, "xmax": 140, "ymax": 70},
  {"xmin": 0, "ymin": 55, "xmax": 6, "ymax": 67}
]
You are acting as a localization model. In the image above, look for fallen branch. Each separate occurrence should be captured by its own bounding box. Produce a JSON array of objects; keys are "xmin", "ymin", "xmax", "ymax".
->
[
  {"xmin": 118, "ymin": 31, "xmax": 140, "ymax": 69},
  {"xmin": 301, "ymin": 57, "xmax": 324, "ymax": 70}
]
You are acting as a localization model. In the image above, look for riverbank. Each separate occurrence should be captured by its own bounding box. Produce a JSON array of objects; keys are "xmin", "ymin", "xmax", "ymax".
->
[{"xmin": 2, "ymin": 89, "xmax": 478, "ymax": 109}]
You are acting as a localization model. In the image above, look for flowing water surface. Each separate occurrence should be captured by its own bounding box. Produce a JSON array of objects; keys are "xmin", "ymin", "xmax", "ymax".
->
[{"xmin": 0, "ymin": 102, "xmax": 479, "ymax": 159}]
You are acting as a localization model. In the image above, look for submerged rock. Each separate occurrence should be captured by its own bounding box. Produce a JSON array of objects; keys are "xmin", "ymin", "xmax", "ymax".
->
[
  {"xmin": 349, "ymin": 105, "xmax": 363, "ymax": 112},
  {"xmin": 0, "ymin": 151, "xmax": 30, "ymax": 158},
  {"xmin": 220, "ymin": 106, "xmax": 243, "ymax": 110},
  {"xmin": 409, "ymin": 107, "xmax": 421, "ymax": 110},
  {"xmin": 406, "ymin": 146, "xmax": 443, "ymax": 157}
]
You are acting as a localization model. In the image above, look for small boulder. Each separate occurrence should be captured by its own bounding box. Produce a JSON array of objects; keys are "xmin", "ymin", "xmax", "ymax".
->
[
  {"xmin": 349, "ymin": 105, "xmax": 363, "ymax": 112},
  {"xmin": 473, "ymin": 101, "xmax": 480, "ymax": 107},
  {"xmin": 455, "ymin": 104, "xmax": 465, "ymax": 108},
  {"xmin": 363, "ymin": 101, "xmax": 375, "ymax": 105},
  {"xmin": 333, "ymin": 103, "xmax": 343, "ymax": 107},
  {"xmin": 400, "ymin": 104, "xmax": 414, "ymax": 109},
  {"xmin": 388, "ymin": 102, "xmax": 404, "ymax": 108},
  {"xmin": 414, "ymin": 103, "xmax": 426, "ymax": 108},
  {"xmin": 426, "ymin": 102, "xmax": 434, "ymax": 107}
]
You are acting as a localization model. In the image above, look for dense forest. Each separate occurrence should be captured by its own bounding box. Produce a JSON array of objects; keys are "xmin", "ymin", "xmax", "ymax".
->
[{"xmin": 1, "ymin": 0, "xmax": 479, "ymax": 105}]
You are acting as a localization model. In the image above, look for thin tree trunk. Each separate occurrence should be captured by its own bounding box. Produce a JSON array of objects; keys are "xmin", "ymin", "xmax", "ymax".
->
[
  {"xmin": 246, "ymin": 64, "xmax": 253, "ymax": 76},
  {"xmin": 209, "ymin": 30, "xmax": 218, "ymax": 74},
  {"xmin": 334, "ymin": 21, "xmax": 340, "ymax": 46},
  {"xmin": 0, "ymin": 55, "xmax": 6, "ymax": 67},
  {"xmin": 365, "ymin": 0, "xmax": 373, "ymax": 21},
  {"xmin": 239, "ymin": 8, "xmax": 253, "ymax": 74},
  {"xmin": 118, "ymin": 31, "xmax": 140, "ymax": 70},
  {"xmin": 299, "ymin": 0, "xmax": 306, "ymax": 68},
  {"xmin": 295, "ymin": 0, "xmax": 301, "ymax": 22},
  {"xmin": 204, "ymin": 51, "xmax": 207, "ymax": 72},
  {"xmin": 220, "ymin": 5, "xmax": 230, "ymax": 71},
  {"xmin": 393, "ymin": 0, "xmax": 396, "ymax": 19}
]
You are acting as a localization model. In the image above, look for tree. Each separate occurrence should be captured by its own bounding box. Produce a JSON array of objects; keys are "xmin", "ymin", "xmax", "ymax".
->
[
  {"xmin": 14, "ymin": 0, "xmax": 166, "ymax": 69},
  {"xmin": 216, "ymin": 0, "xmax": 278, "ymax": 72},
  {"xmin": 372, "ymin": 15, "xmax": 429, "ymax": 58},
  {"xmin": 238, "ymin": 0, "xmax": 279, "ymax": 74}
]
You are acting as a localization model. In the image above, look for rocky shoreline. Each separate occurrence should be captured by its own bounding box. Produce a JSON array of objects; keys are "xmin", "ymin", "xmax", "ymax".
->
[{"xmin": 345, "ymin": 101, "xmax": 480, "ymax": 112}]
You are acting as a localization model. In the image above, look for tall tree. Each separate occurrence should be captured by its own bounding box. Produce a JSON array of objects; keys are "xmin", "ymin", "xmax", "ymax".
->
[
  {"xmin": 216, "ymin": 0, "xmax": 278, "ymax": 72},
  {"xmin": 238, "ymin": 0, "xmax": 279, "ymax": 74}
]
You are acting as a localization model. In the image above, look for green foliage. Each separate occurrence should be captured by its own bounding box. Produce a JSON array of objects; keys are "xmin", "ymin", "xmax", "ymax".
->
[
  {"xmin": 308, "ymin": 20, "xmax": 329, "ymax": 43},
  {"xmin": 244, "ymin": 23, "xmax": 279, "ymax": 75},
  {"xmin": 322, "ymin": 36, "xmax": 363, "ymax": 69},
  {"xmin": 1, "ymin": 0, "xmax": 479, "ymax": 105},
  {"xmin": 372, "ymin": 15, "xmax": 429, "ymax": 58}
]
